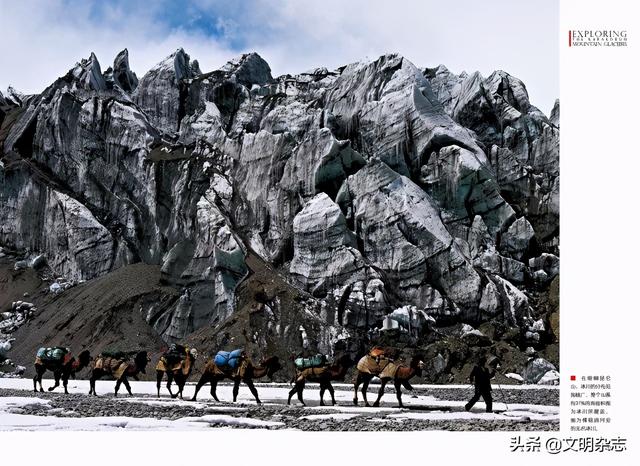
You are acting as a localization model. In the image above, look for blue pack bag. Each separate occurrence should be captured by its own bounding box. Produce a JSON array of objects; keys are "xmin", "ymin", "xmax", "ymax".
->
[{"xmin": 215, "ymin": 349, "xmax": 244, "ymax": 368}]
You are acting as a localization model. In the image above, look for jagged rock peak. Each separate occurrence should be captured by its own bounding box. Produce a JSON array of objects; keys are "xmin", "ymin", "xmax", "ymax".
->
[
  {"xmin": 220, "ymin": 52, "xmax": 273, "ymax": 87},
  {"xmin": 3, "ymin": 86, "xmax": 24, "ymax": 106},
  {"xmin": 485, "ymin": 70, "xmax": 531, "ymax": 113},
  {"xmin": 70, "ymin": 52, "xmax": 107, "ymax": 91},
  {"xmin": 423, "ymin": 64, "xmax": 450, "ymax": 78},
  {"xmin": 145, "ymin": 48, "xmax": 200, "ymax": 82},
  {"xmin": 112, "ymin": 48, "xmax": 138, "ymax": 92},
  {"xmin": 191, "ymin": 59, "xmax": 202, "ymax": 75},
  {"xmin": 550, "ymin": 98, "xmax": 560, "ymax": 127}
]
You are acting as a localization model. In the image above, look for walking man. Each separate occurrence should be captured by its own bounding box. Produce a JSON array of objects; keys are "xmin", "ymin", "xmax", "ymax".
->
[{"xmin": 464, "ymin": 356, "xmax": 495, "ymax": 413}]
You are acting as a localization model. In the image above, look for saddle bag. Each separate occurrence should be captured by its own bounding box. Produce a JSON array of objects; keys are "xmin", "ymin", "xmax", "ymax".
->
[
  {"xmin": 214, "ymin": 349, "xmax": 244, "ymax": 369},
  {"xmin": 294, "ymin": 354, "xmax": 327, "ymax": 370},
  {"xmin": 36, "ymin": 346, "xmax": 69, "ymax": 362}
]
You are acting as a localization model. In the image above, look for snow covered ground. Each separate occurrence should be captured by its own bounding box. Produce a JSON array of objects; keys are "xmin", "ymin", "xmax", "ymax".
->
[{"xmin": 0, "ymin": 378, "xmax": 559, "ymax": 431}]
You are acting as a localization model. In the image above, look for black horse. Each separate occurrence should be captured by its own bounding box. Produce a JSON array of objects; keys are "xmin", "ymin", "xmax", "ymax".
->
[{"xmin": 33, "ymin": 349, "xmax": 91, "ymax": 394}]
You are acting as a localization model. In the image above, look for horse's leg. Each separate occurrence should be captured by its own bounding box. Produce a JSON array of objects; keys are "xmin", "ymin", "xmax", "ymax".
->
[
  {"xmin": 33, "ymin": 368, "xmax": 38, "ymax": 392},
  {"xmin": 402, "ymin": 380, "xmax": 414, "ymax": 391},
  {"xmin": 245, "ymin": 378, "xmax": 261, "ymax": 404},
  {"xmin": 62, "ymin": 371, "xmax": 70, "ymax": 394},
  {"xmin": 176, "ymin": 374, "xmax": 185, "ymax": 399},
  {"xmin": 211, "ymin": 377, "xmax": 220, "ymax": 402},
  {"xmin": 49, "ymin": 371, "xmax": 61, "ymax": 391},
  {"xmin": 372, "ymin": 378, "xmax": 388, "ymax": 407},
  {"xmin": 166, "ymin": 371, "xmax": 175, "ymax": 398},
  {"xmin": 328, "ymin": 382, "xmax": 336, "ymax": 406},
  {"xmin": 232, "ymin": 378, "xmax": 241, "ymax": 402},
  {"xmin": 287, "ymin": 383, "xmax": 298, "ymax": 405},
  {"xmin": 362, "ymin": 375, "xmax": 372, "ymax": 407},
  {"xmin": 34, "ymin": 366, "xmax": 44, "ymax": 392},
  {"xmin": 122, "ymin": 377, "xmax": 133, "ymax": 396},
  {"xmin": 394, "ymin": 379, "xmax": 404, "ymax": 408},
  {"xmin": 319, "ymin": 381, "xmax": 326, "ymax": 406},
  {"xmin": 89, "ymin": 371, "xmax": 95, "ymax": 395},
  {"xmin": 114, "ymin": 378, "xmax": 122, "ymax": 397},
  {"xmin": 353, "ymin": 372, "xmax": 362, "ymax": 405},
  {"xmin": 156, "ymin": 370, "xmax": 163, "ymax": 398},
  {"xmin": 296, "ymin": 380, "xmax": 305, "ymax": 406},
  {"xmin": 191, "ymin": 373, "xmax": 209, "ymax": 401}
]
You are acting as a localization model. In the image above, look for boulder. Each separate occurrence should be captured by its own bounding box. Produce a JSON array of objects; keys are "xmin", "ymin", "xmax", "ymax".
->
[
  {"xmin": 505, "ymin": 373, "xmax": 524, "ymax": 382},
  {"xmin": 522, "ymin": 357, "xmax": 556, "ymax": 384},
  {"xmin": 538, "ymin": 369, "xmax": 560, "ymax": 385},
  {"xmin": 0, "ymin": 340, "xmax": 11, "ymax": 359},
  {"xmin": 500, "ymin": 217, "xmax": 535, "ymax": 260},
  {"xmin": 30, "ymin": 254, "xmax": 47, "ymax": 269},
  {"xmin": 460, "ymin": 324, "xmax": 492, "ymax": 346},
  {"xmin": 529, "ymin": 253, "xmax": 560, "ymax": 280}
]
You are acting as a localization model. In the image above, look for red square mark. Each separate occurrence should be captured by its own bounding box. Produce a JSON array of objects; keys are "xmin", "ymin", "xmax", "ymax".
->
[{"xmin": 570, "ymin": 375, "xmax": 576, "ymax": 381}]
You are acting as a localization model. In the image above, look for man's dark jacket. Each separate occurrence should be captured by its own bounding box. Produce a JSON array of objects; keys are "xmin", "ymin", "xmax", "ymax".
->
[{"xmin": 470, "ymin": 365, "xmax": 494, "ymax": 391}]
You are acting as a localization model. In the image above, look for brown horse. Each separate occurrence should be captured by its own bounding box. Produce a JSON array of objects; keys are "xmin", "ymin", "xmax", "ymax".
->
[
  {"xmin": 155, "ymin": 347, "xmax": 198, "ymax": 398},
  {"xmin": 33, "ymin": 350, "xmax": 91, "ymax": 394},
  {"xmin": 287, "ymin": 354, "xmax": 354, "ymax": 406},
  {"xmin": 191, "ymin": 355, "xmax": 281, "ymax": 403},
  {"xmin": 89, "ymin": 351, "xmax": 150, "ymax": 396},
  {"xmin": 353, "ymin": 354, "xmax": 425, "ymax": 407}
]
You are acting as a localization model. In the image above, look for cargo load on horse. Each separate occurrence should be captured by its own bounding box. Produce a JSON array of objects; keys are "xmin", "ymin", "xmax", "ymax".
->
[
  {"xmin": 368, "ymin": 346, "xmax": 400, "ymax": 360},
  {"xmin": 214, "ymin": 349, "xmax": 244, "ymax": 369},
  {"xmin": 157, "ymin": 344, "xmax": 195, "ymax": 372},
  {"xmin": 156, "ymin": 344, "xmax": 198, "ymax": 398},
  {"xmin": 164, "ymin": 344, "xmax": 187, "ymax": 365},
  {"xmin": 36, "ymin": 347, "xmax": 70, "ymax": 362},
  {"xmin": 294, "ymin": 354, "xmax": 327, "ymax": 370},
  {"xmin": 100, "ymin": 349, "xmax": 135, "ymax": 360}
]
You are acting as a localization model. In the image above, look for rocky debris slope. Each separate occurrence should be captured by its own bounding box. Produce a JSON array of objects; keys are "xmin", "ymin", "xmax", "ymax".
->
[
  {"xmin": 5, "ymin": 263, "xmax": 170, "ymax": 377},
  {"xmin": 1, "ymin": 50, "xmax": 559, "ymax": 379}
]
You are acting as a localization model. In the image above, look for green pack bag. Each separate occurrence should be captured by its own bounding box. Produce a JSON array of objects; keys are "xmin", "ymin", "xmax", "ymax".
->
[
  {"xmin": 101, "ymin": 350, "xmax": 133, "ymax": 360},
  {"xmin": 294, "ymin": 354, "xmax": 327, "ymax": 370},
  {"xmin": 37, "ymin": 347, "xmax": 69, "ymax": 361}
]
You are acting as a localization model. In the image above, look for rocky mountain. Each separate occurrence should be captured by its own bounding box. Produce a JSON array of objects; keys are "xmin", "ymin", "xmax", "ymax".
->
[{"xmin": 0, "ymin": 49, "xmax": 559, "ymax": 382}]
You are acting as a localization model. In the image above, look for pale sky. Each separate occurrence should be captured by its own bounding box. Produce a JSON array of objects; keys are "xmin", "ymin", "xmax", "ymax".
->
[{"xmin": 0, "ymin": 0, "xmax": 559, "ymax": 114}]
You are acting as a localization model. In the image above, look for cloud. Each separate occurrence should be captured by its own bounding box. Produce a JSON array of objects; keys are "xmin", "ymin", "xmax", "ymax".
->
[{"xmin": 0, "ymin": 0, "xmax": 558, "ymax": 113}]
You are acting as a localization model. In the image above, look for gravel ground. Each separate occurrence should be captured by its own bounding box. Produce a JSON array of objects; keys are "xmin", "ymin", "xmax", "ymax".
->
[
  {"xmin": 0, "ymin": 384, "xmax": 559, "ymax": 431},
  {"xmin": 410, "ymin": 386, "xmax": 559, "ymax": 406}
]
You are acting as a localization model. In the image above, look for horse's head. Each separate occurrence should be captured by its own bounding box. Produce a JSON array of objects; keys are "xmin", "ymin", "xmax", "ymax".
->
[
  {"xmin": 410, "ymin": 354, "xmax": 425, "ymax": 375},
  {"xmin": 135, "ymin": 351, "xmax": 149, "ymax": 373},
  {"xmin": 77, "ymin": 350, "xmax": 91, "ymax": 368},
  {"xmin": 189, "ymin": 348, "xmax": 198, "ymax": 361},
  {"xmin": 262, "ymin": 356, "xmax": 282, "ymax": 380}
]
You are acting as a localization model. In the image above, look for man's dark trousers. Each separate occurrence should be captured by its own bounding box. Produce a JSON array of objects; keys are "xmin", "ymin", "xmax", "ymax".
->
[{"xmin": 465, "ymin": 388, "xmax": 492, "ymax": 412}]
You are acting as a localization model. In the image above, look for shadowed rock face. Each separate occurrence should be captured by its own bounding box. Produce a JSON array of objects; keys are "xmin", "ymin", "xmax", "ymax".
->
[
  {"xmin": 0, "ymin": 49, "xmax": 558, "ymax": 346},
  {"xmin": 425, "ymin": 65, "xmax": 559, "ymax": 246}
]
